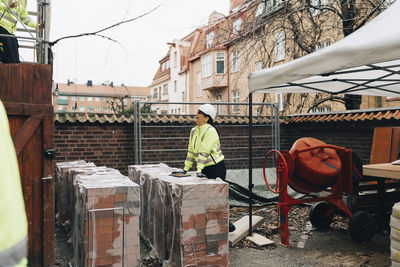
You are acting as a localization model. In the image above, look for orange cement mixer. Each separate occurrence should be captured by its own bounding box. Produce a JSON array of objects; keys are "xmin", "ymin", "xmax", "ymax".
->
[{"xmin": 263, "ymin": 137, "xmax": 376, "ymax": 246}]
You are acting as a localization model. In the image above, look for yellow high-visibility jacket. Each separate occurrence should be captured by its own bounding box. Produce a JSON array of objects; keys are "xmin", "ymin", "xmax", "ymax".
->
[
  {"xmin": 0, "ymin": 0, "xmax": 37, "ymax": 34},
  {"xmin": 0, "ymin": 100, "xmax": 28, "ymax": 267},
  {"xmin": 184, "ymin": 123, "xmax": 224, "ymax": 173}
]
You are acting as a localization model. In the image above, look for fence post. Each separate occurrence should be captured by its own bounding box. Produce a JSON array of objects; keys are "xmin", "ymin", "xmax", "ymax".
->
[{"xmin": 133, "ymin": 100, "xmax": 141, "ymax": 165}]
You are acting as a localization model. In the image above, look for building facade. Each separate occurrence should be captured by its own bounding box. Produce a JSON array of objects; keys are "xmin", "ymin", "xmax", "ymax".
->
[
  {"xmin": 151, "ymin": 0, "xmax": 398, "ymax": 116},
  {"xmin": 53, "ymin": 81, "xmax": 150, "ymax": 114}
]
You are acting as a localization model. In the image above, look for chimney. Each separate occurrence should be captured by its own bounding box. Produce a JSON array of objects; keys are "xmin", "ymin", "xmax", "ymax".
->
[
  {"xmin": 208, "ymin": 11, "xmax": 225, "ymax": 25},
  {"xmin": 230, "ymin": 0, "xmax": 245, "ymax": 13},
  {"xmin": 87, "ymin": 80, "xmax": 93, "ymax": 87},
  {"xmin": 67, "ymin": 79, "xmax": 71, "ymax": 86},
  {"xmin": 110, "ymin": 81, "xmax": 114, "ymax": 87}
]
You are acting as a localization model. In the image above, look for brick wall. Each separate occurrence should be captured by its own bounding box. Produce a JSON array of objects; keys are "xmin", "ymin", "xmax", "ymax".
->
[
  {"xmin": 54, "ymin": 118, "xmax": 400, "ymax": 174},
  {"xmin": 54, "ymin": 122, "xmax": 274, "ymax": 174}
]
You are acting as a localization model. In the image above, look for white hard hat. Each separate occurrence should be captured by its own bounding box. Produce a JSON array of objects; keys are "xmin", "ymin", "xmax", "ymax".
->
[{"xmin": 198, "ymin": 104, "xmax": 217, "ymax": 120}]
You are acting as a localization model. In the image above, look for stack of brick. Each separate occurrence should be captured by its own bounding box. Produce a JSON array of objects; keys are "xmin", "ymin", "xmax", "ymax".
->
[
  {"xmin": 55, "ymin": 160, "xmax": 96, "ymax": 226},
  {"xmin": 128, "ymin": 164, "xmax": 229, "ymax": 267},
  {"xmin": 73, "ymin": 169, "xmax": 140, "ymax": 267}
]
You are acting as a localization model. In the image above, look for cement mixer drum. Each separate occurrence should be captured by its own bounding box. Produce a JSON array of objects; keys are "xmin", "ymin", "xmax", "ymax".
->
[{"xmin": 288, "ymin": 137, "xmax": 342, "ymax": 194}]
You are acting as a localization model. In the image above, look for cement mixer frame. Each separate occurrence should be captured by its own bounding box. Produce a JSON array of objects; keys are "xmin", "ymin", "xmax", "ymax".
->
[{"xmin": 264, "ymin": 144, "xmax": 377, "ymax": 246}]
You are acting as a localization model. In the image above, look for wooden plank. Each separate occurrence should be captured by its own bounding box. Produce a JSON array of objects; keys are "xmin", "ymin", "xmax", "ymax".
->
[
  {"xmin": 390, "ymin": 128, "xmax": 400, "ymax": 162},
  {"xmin": 12, "ymin": 114, "xmax": 44, "ymax": 156},
  {"xmin": 31, "ymin": 125, "xmax": 44, "ymax": 266},
  {"xmin": 370, "ymin": 127, "xmax": 393, "ymax": 164},
  {"xmin": 42, "ymin": 115, "xmax": 55, "ymax": 267},
  {"xmin": 363, "ymin": 163, "xmax": 400, "ymax": 179},
  {"xmin": 0, "ymin": 64, "xmax": 13, "ymax": 101},
  {"xmin": 3, "ymin": 102, "xmax": 52, "ymax": 116}
]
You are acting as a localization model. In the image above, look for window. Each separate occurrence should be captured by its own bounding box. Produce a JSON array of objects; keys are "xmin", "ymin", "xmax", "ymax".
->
[
  {"xmin": 231, "ymin": 50, "xmax": 240, "ymax": 73},
  {"xmin": 71, "ymin": 96, "xmax": 77, "ymax": 101},
  {"xmin": 216, "ymin": 94, "xmax": 222, "ymax": 114},
  {"xmin": 161, "ymin": 62, "xmax": 165, "ymax": 71},
  {"xmin": 256, "ymin": 2, "xmax": 265, "ymax": 16},
  {"xmin": 310, "ymin": 0, "xmax": 330, "ymax": 16},
  {"xmin": 87, "ymin": 96, "xmax": 93, "ymax": 101},
  {"xmin": 95, "ymin": 106, "xmax": 100, "ymax": 112},
  {"xmin": 316, "ymin": 40, "xmax": 331, "ymax": 50},
  {"xmin": 166, "ymin": 60, "xmax": 170, "ymax": 69},
  {"xmin": 255, "ymin": 61, "xmax": 263, "ymax": 71},
  {"xmin": 274, "ymin": 31, "xmax": 285, "ymax": 62},
  {"xmin": 72, "ymin": 105, "xmax": 78, "ymax": 111},
  {"xmin": 163, "ymin": 84, "xmax": 168, "ymax": 95},
  {"xmin": 216, "ymin": 52, "xmax": 225, "ymax": 74},
  {"xmin": 202, "ymin": 54, "xmax": 212, "ymax": 78},
  {"xmin": 95, "ymin": 96, "xmax": 100, "ymax": 102},
  {"xmin": 174, "ymin": 81, "xmax": 177, "ymax": 92},
  {"xmin": 275, "ymin": 93, "xmax": 284, "ymax": 111},
  {"xmin": 266, "ymin": 0, "xmax": 282, "ymax": 11},
  {"xmin": 87, "ymin": 106, "xmax": 93, "ymax": 112},
  {"xmin": 310, "ymin": 106, "xmax": 332, "ymax": 113},
  {"xmin": 102, "ymin": 106, "xmax": 108, "ymax": 112},
  {"xmin": 197, "ymin": 72, "xmax": 202, "ymax": 97},
  {"xmin": 57, "ymin": 95, "xmax": 68, "ymax": 105},
  {"xmin": 174, "ymin": 51, "xmax": 177, "ymax": 68},
  {"xmin": 103, "ymin": 97, "xmax": 108, "ymax": 102},
  {"xmin": 79, "ymin": 106, "xmax": 85, "ymax": 112},
  {"xmin": 206, "ymin": 31, "xmax": 214, "ymax": 49},
  {"xmin": 80, "ymin": 96, "xmax": 85, "ymax": 101},
  {"xmin": 233, "ymin": 18, "xmax": 242, "ymax": 34},
  {"xmin": 153, "ymin": 88, "xmax": 158, "ymax": 99},
  {"xmin": 232, "ymin": 90, "xmax": 240, "ymax": 113}
]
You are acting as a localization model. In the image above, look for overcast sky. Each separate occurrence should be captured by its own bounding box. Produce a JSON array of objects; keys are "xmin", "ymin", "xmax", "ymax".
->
[{"xmin": 27, "ymin": 0, "xmax": 229, "ymax": 87}]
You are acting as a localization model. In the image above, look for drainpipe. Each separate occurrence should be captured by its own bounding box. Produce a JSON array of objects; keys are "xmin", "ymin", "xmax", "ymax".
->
[{"xmin": 227, "ymin": 48, "xmax": 230, "ymax": 114}]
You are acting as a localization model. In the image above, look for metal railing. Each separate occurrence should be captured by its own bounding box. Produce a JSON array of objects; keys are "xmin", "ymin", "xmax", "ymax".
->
[
  {"xmin": 0, "ymin": 0, "xmax": 50, "ymax": 64},
  {"xmin": 131, "ymin": 101, "xmax": 280, "ymax": 167}
]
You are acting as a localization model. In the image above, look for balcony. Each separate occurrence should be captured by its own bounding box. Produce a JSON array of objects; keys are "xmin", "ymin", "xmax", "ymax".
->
[{"xmin": 201, "ymin": 74, "xmax": 228, "ymax": 91}]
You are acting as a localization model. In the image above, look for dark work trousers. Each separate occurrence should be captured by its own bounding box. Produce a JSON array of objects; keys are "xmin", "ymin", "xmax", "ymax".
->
[
  {"xmin": 0, "ymin": 26, "xmax": 20, "ymax": 63},
  {"xmin": 201, "ymin": 160, "xmax": 226, "ymax": 180}
]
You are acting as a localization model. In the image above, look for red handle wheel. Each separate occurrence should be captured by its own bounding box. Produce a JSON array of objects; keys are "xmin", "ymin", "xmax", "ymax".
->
[{"xmin": 263, "ymin": 150, "xmax": 289, "ymax": 194}]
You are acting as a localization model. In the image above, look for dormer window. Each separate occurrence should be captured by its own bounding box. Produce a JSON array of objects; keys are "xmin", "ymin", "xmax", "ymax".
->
[
  {"xmin": 206, "ymin": 31, "xmax": 214, "ymax": 49},
  {"xmin": 233, "ymin": 18, "xmax": 242, "ymax": 34},
  {"xmin": 256, "ymin": 2, "xmax": 265, "ymax": 17}
]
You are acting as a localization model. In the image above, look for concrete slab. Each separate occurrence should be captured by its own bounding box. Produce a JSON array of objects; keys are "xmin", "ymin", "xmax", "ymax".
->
[
  {"xmin": 246, "ymin": 233, "xmax": 274, "ymax": 246},
  {"xmin": 229, "ymin": 215, "xmax": 265, "ymax": 246}
]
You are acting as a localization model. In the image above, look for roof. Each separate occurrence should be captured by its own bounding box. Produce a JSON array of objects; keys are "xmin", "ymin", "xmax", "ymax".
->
[
  {"xmin": 54, "ymin": 107, "xmax": 400, "ymax": 124},
  {"xmin": 248, "ymin": 1, "xmax": 400, "ymax": 98},
  {"xmin": 286, "ymin": 107, "xmax": 400, "ymax": 124},
  {"xmin": 57, "ymin": 83, "xmax": 150, "ymax": 97}
]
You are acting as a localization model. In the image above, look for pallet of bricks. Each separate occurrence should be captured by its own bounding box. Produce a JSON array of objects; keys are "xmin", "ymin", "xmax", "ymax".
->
[
  {"xmin": 56, "ymin": 161, "xmax": 140, "ymax": 266},
  {"xmin": 128, "ymin": 163, "xmax": 229, "ymax": 267}
]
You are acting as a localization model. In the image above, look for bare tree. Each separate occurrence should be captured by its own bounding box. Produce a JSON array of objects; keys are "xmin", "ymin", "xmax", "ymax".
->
[{"xmin": 209, "ymin": 0, "xmax": 389, "ymax": 114}]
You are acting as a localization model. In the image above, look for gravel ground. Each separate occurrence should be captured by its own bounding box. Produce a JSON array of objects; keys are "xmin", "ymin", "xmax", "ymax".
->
[{"xmin": 54, "ymin": 204, "xmax": 391, "ymax": 266}]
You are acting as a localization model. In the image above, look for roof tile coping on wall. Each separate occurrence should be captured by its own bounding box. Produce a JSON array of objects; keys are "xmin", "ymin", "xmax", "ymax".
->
[
  {"xmin": 284, "ymin": 107, "xmax": 400, "ymax": 124},
  {"xmin": 54, "ymin": 112, "xmax": 274, "ymax": 125},
  {"xmin": 54, "ymin": 107, "xmax": 400, "ymax": 125}
]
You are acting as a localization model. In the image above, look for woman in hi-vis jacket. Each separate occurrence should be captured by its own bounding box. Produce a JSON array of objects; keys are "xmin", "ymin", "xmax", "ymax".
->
[{"xmin": 173, "ymin": 103, "xmax": 235, "ymax": 232}]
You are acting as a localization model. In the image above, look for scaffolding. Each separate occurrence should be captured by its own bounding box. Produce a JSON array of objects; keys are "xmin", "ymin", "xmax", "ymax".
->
[{"xmin": 0, "ymin": 0, "xmax": 51, "ymax": 64}]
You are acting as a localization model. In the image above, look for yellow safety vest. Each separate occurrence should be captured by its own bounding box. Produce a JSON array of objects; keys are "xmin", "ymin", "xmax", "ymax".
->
[
  {"xmin": 184, "ymin": 123, "xmax": 224, "ymax": 173},
  {"xmin": 0, "ymin": 100, "xmax": 28, "ymax": 267},
  {"xmin": 0, "ymin": 0, "xmax": 37, "ymax": 34}
]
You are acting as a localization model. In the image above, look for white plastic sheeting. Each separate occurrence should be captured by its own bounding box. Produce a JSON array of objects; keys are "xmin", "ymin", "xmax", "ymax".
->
[{"xmin": 248, "ymin": 1, "xmax": 400, "ymax": 97}]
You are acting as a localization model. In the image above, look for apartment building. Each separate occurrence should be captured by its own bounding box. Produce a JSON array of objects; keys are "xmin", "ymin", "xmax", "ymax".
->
[
  {"xmin": 151, "ymin": 0, "xmax": 396, "ymax": 116},
  {"xmin": 53, "ymin": 81, "xmax": 150, "ymax": 114}
]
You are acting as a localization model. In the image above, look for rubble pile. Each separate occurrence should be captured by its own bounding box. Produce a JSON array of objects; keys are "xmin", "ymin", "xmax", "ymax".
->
[{"xmin": 129, "ymin": 163, "xmax": 229, "ymax": 267}]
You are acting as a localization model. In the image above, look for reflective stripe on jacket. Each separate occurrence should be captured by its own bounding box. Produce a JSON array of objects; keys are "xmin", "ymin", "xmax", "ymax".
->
[
  {"xmin": 0, "ymin": 0, "xmax": 37, "ymax": 34},
  {"xmin": 184, "ymin": 123, "xmax": 224, "ymax": 173},
  {"xmin": 0, "ymin": 100, "xmax": 28, "ymax": 267}
]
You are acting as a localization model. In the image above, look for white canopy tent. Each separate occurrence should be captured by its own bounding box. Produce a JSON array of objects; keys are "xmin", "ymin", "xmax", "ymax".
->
[
  {"xmin": 248, "ymin": 0, "xmax": 400, "ymax": 97},
  {"xmin": 246, "ymin": 1, "xmax": 400, "ymax": 235}
]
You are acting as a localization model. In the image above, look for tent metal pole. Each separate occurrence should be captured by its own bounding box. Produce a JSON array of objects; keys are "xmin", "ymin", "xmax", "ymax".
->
[{"xmin": 248, "ymin": 93, "xmax": 253, "ymax": 236}]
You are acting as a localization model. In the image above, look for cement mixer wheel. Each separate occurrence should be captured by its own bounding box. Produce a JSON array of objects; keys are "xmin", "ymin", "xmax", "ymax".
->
[
  {"xmin": 309, "ymin": 202, "xmax": 333, "ymax": 230},
  {"xmin": 349, "ymin": 211, "xmax": 376, "ymax": 243}
]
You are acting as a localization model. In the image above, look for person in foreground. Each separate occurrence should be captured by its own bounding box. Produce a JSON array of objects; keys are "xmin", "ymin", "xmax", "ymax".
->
[
  {"xmin": 0, "ymin": 99, "xmax": 28, "ymax": 267},
  {"xmin": 174, "ymin": 103, "xmax": 235, "ymax": 232}
]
